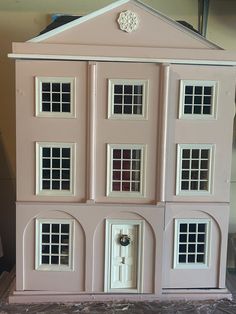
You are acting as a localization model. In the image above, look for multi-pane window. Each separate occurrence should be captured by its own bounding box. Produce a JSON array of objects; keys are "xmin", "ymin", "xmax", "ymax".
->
[
  {"xmin": 36, "ymin": 142, "xmax": 75, "ymax": 196},
  {"xmin": 36, "ymin": 219, "xmax": 73, "ymax": 271},
  {"xmin": 35, "ymin": 77, "xmax": 75, "ymax": 117},
  {"xmin": 179, "ymin": 80, "xmax": 217, "ymax": 118},
  {"xmin": 176, "ymin": 144, "xmax": 213, "ymax": 195},
  {"xmin": 107, "ymin": 144, "xmax": 145, "ymax": 197},
  {"xmin": 174, "ymin": 219, "xmax": 210, "ymax": 268},
  {"xmin": 108, "ymin": 79, "xmax": 148, "ymax": 119}
]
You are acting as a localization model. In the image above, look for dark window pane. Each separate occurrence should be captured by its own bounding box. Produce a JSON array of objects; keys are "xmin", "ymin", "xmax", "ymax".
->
[
  {"xmin": 191, "ymin": 160, "xmax": 199, "ymax": 169},
  {"xmin": 62, "ymin": 159, "xmax": 70, "ymax": 168},
  {"xmin": 124, "ymin": 105, "xmax": 132, "ymax": 114},
  {"xmin": 195, "ymin": 86, "xmax": 202, "ymax": 94},
  {"xmin": 180, "ymin": 234, "xmax": 187, "ymax": 242},
  {"xmin": 51, "ymin": 256, "xmax": 59, "ymax": 264},
  {"xmin": 184, "ymin": 105, "xmax": 192, "ymax": 114},
  {"xmin": 189, "ymin": 224, "xmax": 196, "ymax": 232},
  {"xmin": 124, "ymin": 95, "xmax": 132, "ymax": 104},
  {"xmin": 52, "ymin": 170, "xmax": 60, "ymax": 179},
  {"xmin": 112, "ymin": 182, "xmax": 121, "ymax": 191},
  {"xmin": 198, "ymin": 224, "xmax": 206, "ymax": 233},
  {"xmin": 181, "ymin": 181, "xmax": 189, "ymax": 190},
  {"xmin": 182, "ymin": 160, "xmax": 190, "ymax": 169},
  {"xmin": 193, "ymin": 105, "xmax": 201, "ymax": 114},
  {"xmin": 52, "ymin": 83, "xmax": 60, "ymax": 92},
  {"xmin": 188, "ymin": 244, "xmax": 196, "ymax": 253},
  {"xmin": 188, "ymin": 234, "xmax": 196, "ymax": 242},
  {"xmin": 60, "ymin": 256, "xmax": 69, "ymax": 265},
  {"xmin": 62, "ymin": 148, "xmax": 70, "ymax": 158},
  {"xmin": 61, "ymin": 224, "xmax": 69, "ymax": 233},
  {"xmin": 42, "ymin": 224, "xmax": 50, "ymax": 232},
  {"xmin": 179, "ymin": 254, "xmax": 186, "ymax": 263},
  {"xmin": 182, "ymin": 149, "xmax": 190, "ymax": 158},
  {"xmin": 191, "ymin": 171, "xmax": 199, "ymax": 179},
  {"xmin": 201, "ymin": 150, "xmax": 209, "ymax": 159},
  {"xmin": 204, "ymin": 86, "xmax": 212, "ymax": 95},
  {"xmin": 123, "ymin": 161, "xmax": 131, "ymax": 169},
  {"xmin": 42, "ymin": 245, "xmax": 49, "ymax": 254},
  {"xmin": 131, "ymin": 182, "xmax": 140, "ymax": 191},
  {"xmin": 52, "ymin": 148, "xmax": 60, "ymax": 157},
  {"xmin": 197, "ymin": 244, "xmax": 205, "ymax": 253},
  {"xmin": 114, "ymin": 105, "xmax": 122, "ymax": 114},
  {"xmin": 61, "ymin": 235, "xmax": 69, "ymax": 244},
  {"xmin": 185, "ymin": 96, "xmax": 192, "ymax": 104},
  {"xmin": 194, "ymin": 96, "xmax": 202, "ymax": 105},
  {"xmin": 62, "ymin": 94, "xmax": 70, "ymax": 102},
  {"xmin": 52, "ymin": 93, "xmax": 60, "ymax": 102},
  {"xmin": 200, "ymin": 181, "xmax": 208, "ymax": 190},
  {"xmin": 198, "ymin": 234, "xmax": 205, "ymax": 242},
  {"xmin": 52, "ymin": 180, "xmax": 60, "ymax": 189},
  {"xmin": 134, "ymin": 85, "xmax": 143, "ymax": 94},
  {"xmin": 61, "ymin": 181, "xmax": 70, "ymax": 190},
  {"xmin": 42, "ymin": 93, "xmax": 50, "ymax": 101},
  {"xmin": 42, "ymin": 103, "xmax": 50, "ymax": 112},
  {"xmin": 62, "ymin": 170, "xmax": 70, "ymax": 179},
  {"xmin": 42, "ymin": 170, "xmax": 50, "ymax": 179},
  {"xmin": 114, "ymin": 85, "xmax": 122, "ymax": 94},
  {"xmin": 188, "ymin": 254, "xmax": 195, "ymax": 263},
  {"xmin": 52, "ymin": 224, "xmax": 59, "ymax": 233},
  {"xmin": 133, "ymin": 105, "xmax": 142, "ymax": 114},
  {"xmin": 42, "ymin": 180, "xmax": 50, "ymax": 189},
  {"xmin": 43, "ymin": 148, "xmax": 50, "ymax": 157},
  {"xmin": 42, "ymin": 255, "xmax": 49, "ymax": 264},
  {"xmin": 203, "ymin": 96, "xmax": 211, "ymax": 105},
  {"xmin": 132, "ymin": 150, "xmax": 141, "ymax": 159},
  {"xmin": 62, "ymin": 83, "xmax": 70, "ymax": 92},
  {"xmin": 42, "ymin": 234, "xmax": 50, "ymax": 243},
  {"xmin": 197, "ymin": 255, "xmax": 204, "ymax": 263},
  {"xmin": 62, "ymin": 103, "xmax": 70, "ymax": 112},
  {"xmin": 52, "ymin": 103, "xmax": 60, "ymax": 112},
  {"xmin": 51, "ymin": 245, "xmax": 59, "ymax": 254},
  {"xmin": 182, "ymin": 171, "xmax": 189, "ymax": 179},
  {"xmin": 114, "ymin": 95, "xmax": 122, "ymax": 104},
  {"xmin": 185, "ymin": 86, "xmax": 193, "ymax": 94},
  {"xmin": 52, "ymin": 235, "xmax": 59, "ymax": 243},
  {"xmin": 122, "ymin": 182, "xmax": 130, "ymax": 191},
  {"xmin": 113, "ymin": 160, "xmax": 121, "ymax": 169},
  {"xmin": 192, "ymin": 149, "xmax": 199, "ymax": 158},
  {"xmin": 190, "ymin": 181, "xmax": 198, "ymax": 190},
  {"xmin": 203, "ymin": 106, "xmax": 211, "ymax": 115},
  {"xmin": 179, "ymin": 244, "xmax": 186, "ymax": 253},
  {"xmin": 42, "ymin": 83, "xmax": 50, "ymax": 91},
  {"xmin": 133, "ymin": 95, "xmax": 142, "ymax": 104},
  {"xmin": 180, "ymin": 223, "xmax": 187, "ymax": 232},
  {"xmin": 124, "ymin": 85, "xmax": 132, "ymax": 94},
  {"xmin": 113, "ymin": 149, "xmax": 121, "ymax": 159},
  {"xmin": 52, "ymin": 159, "xmax": 60, "ymax": 168},
  {"xmin": 123, "ymin": 150, "xmax": 131, "ymax": 159}
]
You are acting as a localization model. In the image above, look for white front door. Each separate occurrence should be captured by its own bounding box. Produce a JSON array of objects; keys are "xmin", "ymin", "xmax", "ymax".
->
[{"xmin": 105, "ymin": 220, "xmax": 143, "ymax": 293}]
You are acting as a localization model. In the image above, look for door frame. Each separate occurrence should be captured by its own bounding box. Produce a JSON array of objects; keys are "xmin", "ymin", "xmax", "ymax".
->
[{"xmin": 104, "ymin": 219, "xmax": 144, "ymax": 293}]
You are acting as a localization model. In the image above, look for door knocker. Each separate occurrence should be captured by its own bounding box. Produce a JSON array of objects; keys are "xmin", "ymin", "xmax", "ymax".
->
[{"xmin": 119, "ymin": 234, "xmax": 131, "ymax": 246}]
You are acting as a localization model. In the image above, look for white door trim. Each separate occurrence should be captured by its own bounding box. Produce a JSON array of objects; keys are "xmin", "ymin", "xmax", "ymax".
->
[{"xmin": 104, "ymin": 219, "xmax": 144, "ymax": 293}]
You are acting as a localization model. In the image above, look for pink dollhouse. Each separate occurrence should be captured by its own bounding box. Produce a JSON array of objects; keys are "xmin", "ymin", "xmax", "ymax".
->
[{"xmin": 9, "ymin": 0, "xmax": 236, "ymax": 302}]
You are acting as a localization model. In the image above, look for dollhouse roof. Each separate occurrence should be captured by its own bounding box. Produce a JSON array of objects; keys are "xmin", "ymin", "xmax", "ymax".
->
[{"xmin": 28, "ymin": 0, "xmax": 220, "ymax": 50}]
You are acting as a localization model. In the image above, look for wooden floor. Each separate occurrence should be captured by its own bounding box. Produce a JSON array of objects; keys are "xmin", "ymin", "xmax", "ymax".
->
[{"xmin": 0, "ymin": 270, "xmax": 236, "ymax": 313}]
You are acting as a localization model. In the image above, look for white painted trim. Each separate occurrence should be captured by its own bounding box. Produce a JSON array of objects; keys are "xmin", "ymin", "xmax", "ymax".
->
[
  {"xmin": 87, "ymin": 62, "xmax": 97, "ymax": 201},
  {"xmin": 176, "ymin": 143, "xmax": 215, "ymax": 196},
  {"xmin": 159, "ymin": 64, "xmax": 170, "ymax": 202},
  {"xmin": 178, "ymin": 80, "xmax": 218, "ymax": 120},
  {"xmin": 108, "ymin": 79, "xmax": 148, "ymax": 120},
  {"xmin": 26, "ymin": 0, "xmax": 218, "ymax": 49},
  {"xmin": 36, "ymin": 142, "xmax": 76, "ymax": 196},
  {"xmin": 104, "ymin": 219, "xmax": 144, "ymax": 293},
  {"xmin": 35, "ymin": 218, "xmax": 74, "ymax": 272},
  {"xmin": 173, "ymin": 218, "xmax": 211, "ymax": 269},
  {"xmin": 35, "ymin": 76, "xmax": 76, "ymax": 118},
  {"xmin": 8, "ymin": 53, "xmax": 236, "ymax": 66},
  {"xmin": 106, "ymin": 143, "xmax": 146, "ymax": 198}
]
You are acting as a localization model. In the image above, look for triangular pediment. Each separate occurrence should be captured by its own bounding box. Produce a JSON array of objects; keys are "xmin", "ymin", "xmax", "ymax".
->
[{"xmin": 29, "ymin": 0, "xmax": 220, "ymax": 50}]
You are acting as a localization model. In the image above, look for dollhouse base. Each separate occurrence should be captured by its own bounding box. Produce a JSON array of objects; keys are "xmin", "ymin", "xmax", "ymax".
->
[{"xmin": 8, "ymin": 288, "xmax": 232, "ymax": 304}]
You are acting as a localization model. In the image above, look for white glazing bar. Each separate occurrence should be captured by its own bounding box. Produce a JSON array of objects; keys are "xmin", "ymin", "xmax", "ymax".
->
[
  {"xmin": 87, "ymin": 62, "xmax": 97, "ymax": 201},
  {"xmin": 159, "ymin": 64, "xmax": 170, "ymax": 202}
]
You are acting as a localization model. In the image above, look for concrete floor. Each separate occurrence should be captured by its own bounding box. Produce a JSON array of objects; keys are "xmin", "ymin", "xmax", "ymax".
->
[{"xmin": 0, "ymin": 271, "xmax": 236, "ymax": 313}]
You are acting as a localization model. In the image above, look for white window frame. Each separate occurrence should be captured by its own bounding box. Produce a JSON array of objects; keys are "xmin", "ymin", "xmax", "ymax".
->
[
  {"xmin": 35, "ymin": 77, "xmax": 76, "ymax": 118},
  {"xmin": 36, "ymin": 142, "xmax": 76, "ymax": 196},
  {"xmin": 179, "ymin": 80, "xmax": 218, "ymax": 119},
  {"xmin": 106, "ymin": 144, "xmax": 146, "ymax": 198},
  {"xmin": 173, "ymin": 218, "xmax": 211, "ymax": 269},
  {"xmin": 176, "ymin": 144, "xmax": 214, "ymax": 196},
  {"xmin": 35, "ymin": 218, "xmax": 74, "ymax": 271},
  {"xmin": 108, "ymin": 79, "xmax": 149, "ymax": 120}
]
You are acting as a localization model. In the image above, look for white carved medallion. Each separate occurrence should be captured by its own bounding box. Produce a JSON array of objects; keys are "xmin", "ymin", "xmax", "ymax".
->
[{"xmin": 117, "ymin": 10, "xmax": 139, "ymax": 33}]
